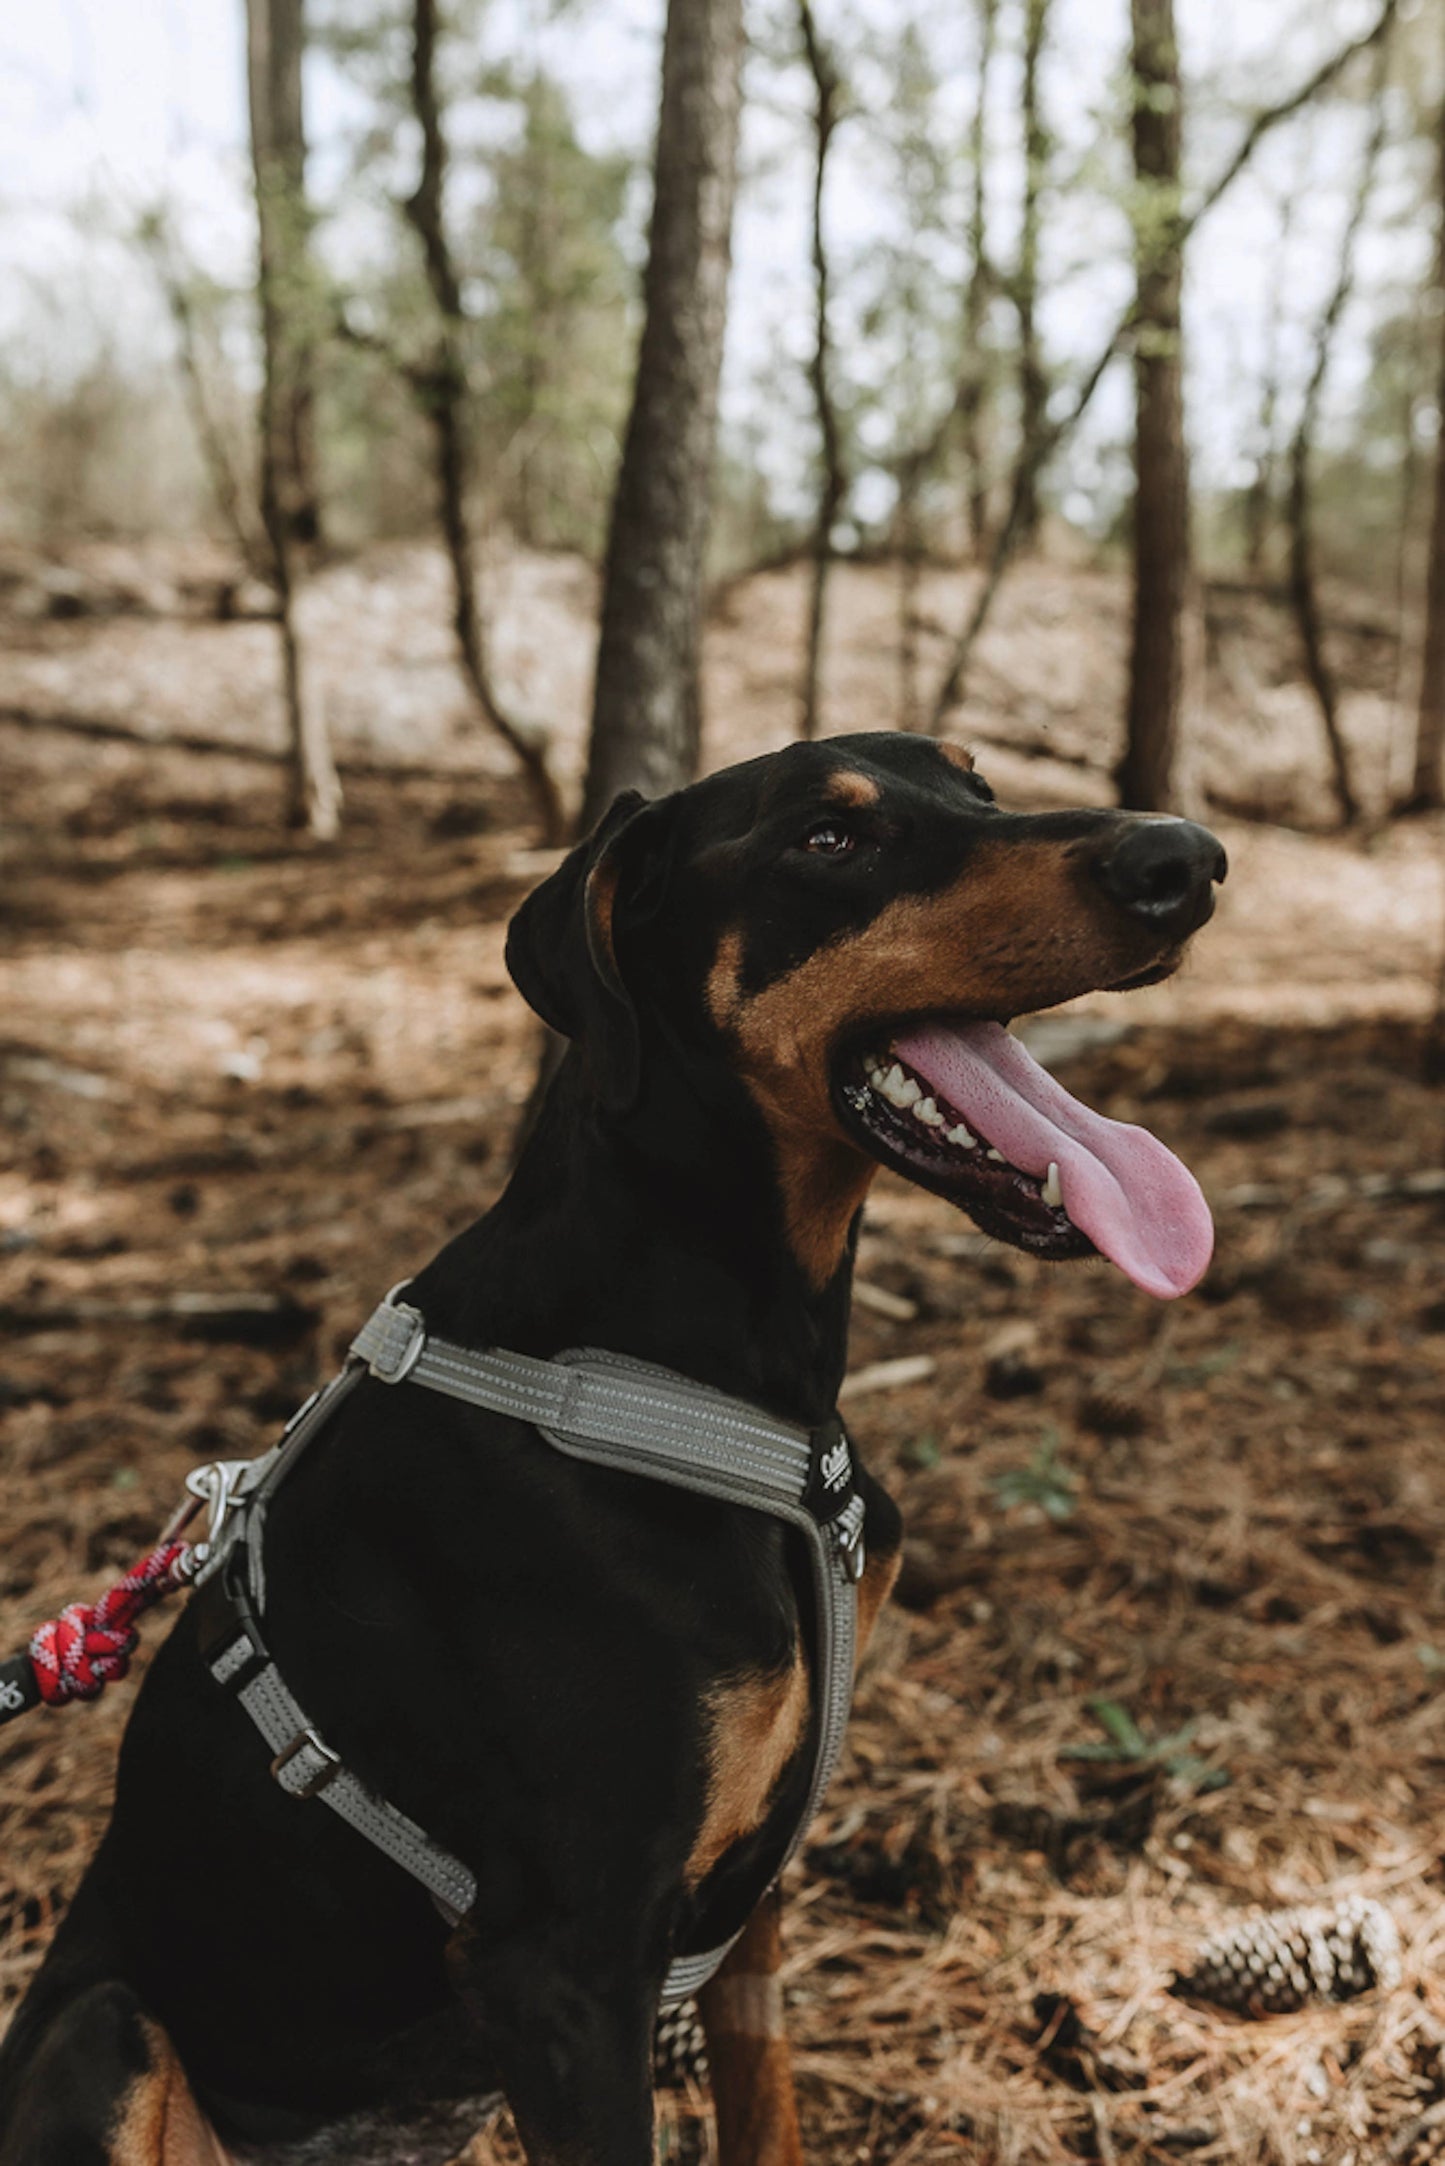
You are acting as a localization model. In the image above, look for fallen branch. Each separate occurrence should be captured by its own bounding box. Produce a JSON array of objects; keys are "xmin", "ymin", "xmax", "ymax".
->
[
  {"xmin": 1217, "ymin": 1168, "xmax": 1445, "ymax": 1213},
  {"xmin": 838, "ymin": 1355, "xmax": 937, "ymax": 1401},
  {"xmin": 0, "ymin": 1291, "xmax": 317, "ymax": 1344},
  {"xmin": 851, "ymin": 1280, "xmax": 919, "ymax": 1324},
  {"xmin": 0, "ymin": 703, "xmax": 500, "ymax": 785}
]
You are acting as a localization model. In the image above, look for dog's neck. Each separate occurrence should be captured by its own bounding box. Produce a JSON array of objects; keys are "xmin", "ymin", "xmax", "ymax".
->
[{"xmin": 411, "ymin": 1048, "xmax": 861, "ymax": 1428}]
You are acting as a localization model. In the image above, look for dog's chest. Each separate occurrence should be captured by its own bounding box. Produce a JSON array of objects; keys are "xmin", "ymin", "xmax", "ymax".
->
[{"xmin": 232, "ymin": 2092, "xmax": 503, "ymax": 2166}]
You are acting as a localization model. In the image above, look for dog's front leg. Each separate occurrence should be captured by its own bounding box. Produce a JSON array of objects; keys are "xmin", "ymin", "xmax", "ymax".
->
[
  {"xmin": 456, "ymin": 1942, "xmax": 658, "ymax": 2166},
  {"xmin": 698, "ymin": 1886, "xmax": 804, "ymax": 2166}
]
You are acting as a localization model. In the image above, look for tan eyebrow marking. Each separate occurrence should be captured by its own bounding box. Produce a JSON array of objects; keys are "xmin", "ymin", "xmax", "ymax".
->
[
  {"xmin": 939, "ymin": 742, "xmax": 976, "ymax": 772},
  {"xmin": 823, "ymin": 771, "xmax": 881, "ymax": 807}
]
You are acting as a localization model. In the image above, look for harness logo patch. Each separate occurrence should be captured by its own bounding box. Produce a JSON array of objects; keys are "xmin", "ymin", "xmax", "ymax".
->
[
  {"xmin": 0, "ymin": 1677, "xmax": 26, "ymax": 1714},
  {"xmin": 820, "ymin": 1437, "xmax": 852, "ymax": 1493}
]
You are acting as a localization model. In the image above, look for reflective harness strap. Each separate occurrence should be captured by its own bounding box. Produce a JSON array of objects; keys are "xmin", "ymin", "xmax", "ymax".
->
[{"xmin": 199, "ymin": 1293, "xmax": 866, "ymax": 2006}]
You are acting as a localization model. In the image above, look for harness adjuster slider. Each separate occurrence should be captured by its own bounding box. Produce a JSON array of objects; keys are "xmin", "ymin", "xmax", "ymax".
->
[
  {"xmin": 271, "ymin": 1727, "xmax": 343, "ymax": 1798},
  {"xmin": 367, "ymin": 1298, "xmax": 427, "ymax": 1384}
]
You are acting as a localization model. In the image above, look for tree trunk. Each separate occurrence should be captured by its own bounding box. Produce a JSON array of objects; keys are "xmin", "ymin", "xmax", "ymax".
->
[
  {"xmin": 959, "ymin": 0, "xmax": 999, "ymax": 559},
  {"xmin": 245, "ymin": 0, "xmax": 322, "ymax": 554},
  {"xmin": 1116, "ymin": 0, "xmax": 1189, "ymax": 814},
  {"xmin": 1410, "ymin": 77, "xmax": 1445, "ymax": 813},
  {"xmin": 896, "ymin": 471, "xmax": 924, "ymax": 732},
  {"xmin": 138, "ymin": 212, "xmax": 268, "ymax": 581},
  {"xmin": 1014, "ymin": 0, "xmax": 1051, "ymax": 548},
  {"xmin": 1286, "ymin": 81, "xmax": 1384, "ymax": 828},
  {"xmin": 581, "ymin": 0, "xmax": 745, "ymax": 827},
  {"xmin": 404, "ymin": 0, "xmax": 564, "ymax": 845},
  {"xmin": 245, "ymin": 0, "xmax": 340, "ymax": 839},
  {"xmin": 798, "ymin": 0, "xmax": 844, "ymax": 743},
  {"xmin": 1242, "ymin": 175, "xmax": 1300, "ymax": 579}
]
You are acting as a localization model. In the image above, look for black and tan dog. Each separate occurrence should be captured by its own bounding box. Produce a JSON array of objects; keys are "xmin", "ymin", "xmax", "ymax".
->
[{"xmin": 0, "ymin": 733, "xmax": 1224, "ymax": 2164}]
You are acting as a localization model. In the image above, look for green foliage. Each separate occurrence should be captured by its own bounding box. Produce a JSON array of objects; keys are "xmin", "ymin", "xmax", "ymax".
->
[
  {"xmin": 1062, "ymin": 1697, "xmax": 1230, "ymax": 1791},
  {"xmin": 988, "ymin": 1431, "xmax": 1078, "ymax": 1523},
  {"xmin": 901, "ymin": 1431, "xmax": 941, "ymax": 1470},
  {"xmin": 314, "ymin": 13, "xmax": 637, "ymax": 557},
  {"xmin": 470, "ymin": 65, "xmax": 635, "ymax": 552}
]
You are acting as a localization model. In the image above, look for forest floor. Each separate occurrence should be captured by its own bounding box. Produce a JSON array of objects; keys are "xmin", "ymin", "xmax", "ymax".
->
[{"xmin": 4, "ymin": 542, "xmax": 1445, "ymax": 2163}]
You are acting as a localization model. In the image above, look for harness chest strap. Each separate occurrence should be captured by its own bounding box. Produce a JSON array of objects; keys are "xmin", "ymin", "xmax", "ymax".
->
[{"xmin": 194, "ymin": 1293, "xmax": 866, "ymax": 2008}]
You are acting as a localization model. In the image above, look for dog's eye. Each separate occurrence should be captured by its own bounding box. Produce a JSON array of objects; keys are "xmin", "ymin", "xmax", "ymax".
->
[{"xmin": 802, "ymin": 822, "xmax": 856, "ymax": 857}]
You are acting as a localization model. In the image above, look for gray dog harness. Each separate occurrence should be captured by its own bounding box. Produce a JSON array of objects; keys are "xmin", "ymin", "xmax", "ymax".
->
[{"xmin": 190, "ymin": 1288, "xmax": 866, "ymax": 2006}]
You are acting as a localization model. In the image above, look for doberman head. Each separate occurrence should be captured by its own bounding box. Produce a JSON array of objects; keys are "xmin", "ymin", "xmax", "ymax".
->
[{"xmin": 508, "ymin": 731, "xmax": 1225, "ymax": 1305}]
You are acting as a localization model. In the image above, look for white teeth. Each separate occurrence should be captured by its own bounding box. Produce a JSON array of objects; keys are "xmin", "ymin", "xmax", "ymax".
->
[
  {"xmin": 946, "ymin": 1123, "xmax": 976, "ymax": 1148},
  {"xmin": 914, "ymin": 1096, "xmax": 944, "ymax": 1128},
  {"xmin": 879, "ymin": 1064, "xmax": 920, "ymax": 1109},
  {"xmin": 1042, "ymin": 1161, "xmax": 1063, "ymax": 1209},
  {"xmin": 986, "ymin": 1147, "xmax": 1005, "ymax": 1163}
]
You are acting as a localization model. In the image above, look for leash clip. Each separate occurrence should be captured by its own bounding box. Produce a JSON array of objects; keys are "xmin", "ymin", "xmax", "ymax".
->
[{"xmin": 163, "ymin": 1458, "xmax": 256, "ymax": 1570}]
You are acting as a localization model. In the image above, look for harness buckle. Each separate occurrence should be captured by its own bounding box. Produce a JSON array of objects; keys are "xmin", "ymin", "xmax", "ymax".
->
[
  {"xmin": 830, "ymin": 1495, "xmax": 867, "ymax": 1583},
  {"xmin": 271, "ymin": 1727, "xmax": 343, "ymax": 1798},
  {"xmin": 367, "ymin": 1298, "xmax": 427, "ymax": 1384}
]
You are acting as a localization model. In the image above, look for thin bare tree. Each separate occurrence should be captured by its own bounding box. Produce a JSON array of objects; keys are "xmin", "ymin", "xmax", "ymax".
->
[
  {"xmin": 581, "ymin": 0, "xmax": 746, "ymax": 825},
  {"xmin": 245, "ymin": 0, "xmax": 341, "ymax": 838},
  {"xmin": 798, "ymin": 0, "xmax": 845, "ymax": 742},
  {"xmin": 1242, "ymin": 162, "xmax": 1304, "ymax": 579},
  {"xmin": 1408, "ymin": 62, "xmax": 1445, "ymax": 813},
  {"xmin": 138, "ymin": 210, "xmax": 268, "ymax": 581},
  {"xmin": 404, "ymin": 0, "xmax": 564, "ymax": 844},
  {"xmin": 1116, "ymin": 0, "xmax": 1189, "ymax": 812},
  {"xmin": 959, "ymin": 0, "xmax": 1000, "ymax": 557},
  {"xmin": 926, "ymin": 0, "xmax": 1401, "ymax": 737},
  {"xmin": 1287, "ymin": 73, "xmax": 1387, "ymax": 827},
  {"xmin": 1014, "ymin": 0, "xmax": 1052, "ymax": 549}
]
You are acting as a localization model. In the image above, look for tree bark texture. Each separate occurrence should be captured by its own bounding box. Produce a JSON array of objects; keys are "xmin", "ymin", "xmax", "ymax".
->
[
  {"xmin": 1014, "ymin": 0, "xmax": 1051, "ymax": 548},
  {"xmin": 798, "ymin": 0, "xmax": 844, "ymax": 743},
  {"xmin": 245, "ymin": 0, "xmax": 340, "ymax": 839},
  {"xmin": 959, "ymin": 0, "xmax": 999, "ymax": 559},
  {"xmin": 405, "ymin": 0, "xmax": 564, "ymax": 844},
  {"xmin": 1117, "ymin": 0, "xmax": 1189, "ymax": 814},
  {"xmin": 1412, "ymin": 72, "xmax": 1445, "ymax": 813},
  {"xmin": 581, "ymin": 0, "xmax": 745, "ymax": 828}
]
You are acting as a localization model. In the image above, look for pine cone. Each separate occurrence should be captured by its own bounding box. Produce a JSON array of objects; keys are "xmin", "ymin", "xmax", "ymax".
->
[
  {"xmin": 654, "ymin": 1998, "xmax": 710, "ymax": 2089},
  {"xmin": 1173, "ymin": 1896, "xmax": 1401, "ymax": 2016}
]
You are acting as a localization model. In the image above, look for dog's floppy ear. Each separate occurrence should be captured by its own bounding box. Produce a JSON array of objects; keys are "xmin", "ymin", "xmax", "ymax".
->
[{"xmin": 505, "ymin": 789, "xmax": 670, "ymax": 1110}]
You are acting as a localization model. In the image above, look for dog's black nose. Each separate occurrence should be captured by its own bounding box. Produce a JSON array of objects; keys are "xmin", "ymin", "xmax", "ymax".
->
[{"xmin": 1098, "ymin": 818, "xmax": 1227, "ymax": 935}]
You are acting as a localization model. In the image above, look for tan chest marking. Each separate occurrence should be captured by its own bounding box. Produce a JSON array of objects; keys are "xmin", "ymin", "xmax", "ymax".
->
[
  {"xmin": 854, "ymin": 1535, "xmax": 902, "ymax": 1668},
  {"xmin": 111, "ymin": 2022, "xmax": 232, "ymax": 2166},
  {"xmin": 687, "ymin": 1650, "xmax": 810, "ymax": 1888}
]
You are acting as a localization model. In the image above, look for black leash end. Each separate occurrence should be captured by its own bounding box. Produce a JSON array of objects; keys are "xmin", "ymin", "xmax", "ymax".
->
[{"xmin": 0, "ymin": 1651, "xmax": 41, "ymax": 1727}]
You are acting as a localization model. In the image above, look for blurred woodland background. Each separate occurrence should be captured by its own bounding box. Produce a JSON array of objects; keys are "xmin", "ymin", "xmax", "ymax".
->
[{"xmin": 11, "ymin": 1, "xmax": 1445, "ymax": 2161}]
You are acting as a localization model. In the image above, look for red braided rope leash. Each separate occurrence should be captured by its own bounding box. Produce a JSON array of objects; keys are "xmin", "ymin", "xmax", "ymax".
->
[{"xmin": 23, "ymin": 1539, "xmax": 193, "ymax": 1707}]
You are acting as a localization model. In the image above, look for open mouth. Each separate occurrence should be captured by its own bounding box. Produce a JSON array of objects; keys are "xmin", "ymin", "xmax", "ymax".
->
[{"xmin": 836, "ymin": 1018, "xmax": 1213, "ymax": 1300}]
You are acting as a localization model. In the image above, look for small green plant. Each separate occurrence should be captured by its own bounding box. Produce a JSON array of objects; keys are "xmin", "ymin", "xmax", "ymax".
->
[
  {"xmin": 901, "ymin": 1430, "xmax": 940, "ymax": 1470},
  {"xmin": 1062, "ymin": 1697, "xmax": 1229, "ymax": 1791},
  {"xmin": 989, "ymin": 1430, "xmax": 1078, "ymax": 1523}
]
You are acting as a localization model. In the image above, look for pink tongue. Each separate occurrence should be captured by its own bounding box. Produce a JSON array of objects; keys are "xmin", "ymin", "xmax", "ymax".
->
[{"xmin": 892, "ymin": 1021, "xmax": 1213, "ymax": 1299}]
